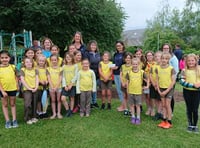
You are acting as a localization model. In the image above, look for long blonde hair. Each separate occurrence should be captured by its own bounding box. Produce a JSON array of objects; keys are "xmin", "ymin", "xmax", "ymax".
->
[{"xmin": 185, "ymin": 53, "xmax": 200, "ymax": 78}]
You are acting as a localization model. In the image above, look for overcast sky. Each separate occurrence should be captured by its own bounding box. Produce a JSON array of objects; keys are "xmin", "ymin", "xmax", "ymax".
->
[{"xmin": 116, "ymin": 0, "xmax": 186, "ymax": 30}]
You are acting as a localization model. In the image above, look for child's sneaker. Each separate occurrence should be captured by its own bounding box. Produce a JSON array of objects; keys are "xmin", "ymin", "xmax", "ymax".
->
[
  {"xmin": 86, "ymin": 114, "xmax": 90, "ymax": 117},
  {"xmin": 57, "ymin": 114, "xmax": 63, "ymax": 119},
  {"xmin": 50, "ymin": 114, "xmax": 56, "ymax": 119},
  {"xmin": 93, "ymin": 103, "xmax": 99, "ymax": 108},
  {"xmin": 131, "ymin": 117, "xmax": 136, "ymax": 124},
  {"xmin": 5, "ymin": 120, "xmax": 12, "ymax": 129},
  {"xmin": 72, "ymin": 106, "xmax": 79, "ymax": 113},
  {"xmin": 107, "ymin": 103, "xmax": 111, "ymax": 110},
  {"xmin": 158, "ymin": 121, "xmax": 167, "ymax": 128},
  {"xmin": 26, "ymin": 120, "xmax": 33, "ymax": 125},
  {"xmin": 65, "ymin": 110, "xmax": 72, "ymax": 117},
  {"xmin": 80, "ymin": 113, "xmax": 84, "ymax": 117},
  {"xmin": 31, "ymin": 118, "xmax": 38, "ymax": 123},
  {"xmin": 12, "ymin": 120, "xmax": 19, "ymax": 128},
  {"xmin": 193, "ymin": 126, "xmax": 199, "ymax": 134},
  {"xmin": 162, "ymin": 122, "xmax": 172, "ymax": 129},
  {"xmin": 187, "ymin": 126, "xmax": 193, "ymax": 133},
  {"xmin": 135, "ymin": 118, "xmax": 141, "ymax": 125},
  {"xmin": 101, "ymin": 103, "xmax": 105, "ymax": 109}
]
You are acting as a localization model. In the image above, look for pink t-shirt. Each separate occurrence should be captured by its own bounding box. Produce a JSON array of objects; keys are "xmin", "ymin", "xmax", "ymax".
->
[{"xmin": 179, "ymin": 59, "xmax": 185, "ymax": 70}]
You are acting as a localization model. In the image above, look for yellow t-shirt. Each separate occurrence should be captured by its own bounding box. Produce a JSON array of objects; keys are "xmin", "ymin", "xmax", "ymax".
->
[
  {"xmin": 37, "ymin": 67, "xmax": 48, "ymax": 90},
  {"xmin": 156, "ymin": 65, "xmax": 175, "ymax": 88},
  {"xmin": 120, "ymin": 64, "xmax": 132, "ymax": 83},
  {"xmin": 62, "ymin": 64, "xmax": 78, "ymax": 86},
  {"xmin": 127, "ymin": 70, "xmax": 144, "ymax": 95},
  {"xmin": 76, "ymin": 70, "xmax": 96, "ymax": 92},
  {"xmin": 47, "ymin": 67, "xmax": 62, "ymax": 88},
  {"xmin": 76, "ymin": 62, "xmax": 82, "ymax": 71},
  {"xmin": 184, "ymin": 69, "xmax": 200, "ymax": 90},
  {"xmin": 0, "ymin": 64, "xmax": 17, "ymax": 91},
  {"xmin": 21, "ymin": 68, "xmax": 38, "ymax": 90},
  {"xmin": 150, "ymin": 64, "xmax": 159, "ymax": 82},
  {"xmin": 99, "ymin": 61, "xmax": 112, "ymax": 80},
  {"xmin": 47, "ymin": 57, "xmax": 63, "ymax": 67}
]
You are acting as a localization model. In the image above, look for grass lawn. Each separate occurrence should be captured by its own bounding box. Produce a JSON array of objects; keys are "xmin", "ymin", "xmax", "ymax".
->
[{"xmin": 0, "ymin": 97, "xmax": 199, "ymax": 148}]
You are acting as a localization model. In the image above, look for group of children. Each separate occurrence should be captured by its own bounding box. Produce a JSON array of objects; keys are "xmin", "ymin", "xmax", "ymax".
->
[{"xmin": 0, "ymin": 41, "xmax": 200, "ymax": 134}]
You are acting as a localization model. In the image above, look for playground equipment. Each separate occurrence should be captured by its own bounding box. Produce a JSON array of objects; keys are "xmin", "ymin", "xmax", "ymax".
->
[{"xmin": 0, "ymin": 30, "xmax": 32, "ymax": 66}]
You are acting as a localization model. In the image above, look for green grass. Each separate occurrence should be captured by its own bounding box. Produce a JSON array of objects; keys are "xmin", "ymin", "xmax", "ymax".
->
[{"xmin": 0, "ymin": 98, "xmax": 199, "ymax": 148}]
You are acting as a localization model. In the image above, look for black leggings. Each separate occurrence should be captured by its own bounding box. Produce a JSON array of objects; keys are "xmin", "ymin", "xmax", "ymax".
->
[{"xmin": 183, "ymin": 89, "xmax": 200, "ymax": 126}]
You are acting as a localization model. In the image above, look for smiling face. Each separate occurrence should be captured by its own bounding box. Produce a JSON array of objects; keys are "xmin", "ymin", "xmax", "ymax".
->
[
  {"xmin": 74, "ymin": 52, "xmax": 82, "ymax": 63},
  {"xmin": 90, "ymin": 42, "xmax": 97, "ymax": 52},
  {"xmin": 37, "ymin": 56, "xmax": 46, "ymax": 67},
  {"xmin": 125, "ymin": 55, "xmax": 132, "ymax": 64},
  {"xmin": 24, "ymin": 58, "xmax": 33, "ymax": 69},
  {"xmin": 50, "ymin": 55, "xmax": 58, "ymax": 67},
  {"xmin": 51, "ymin": 46, "xmax": 59, "ymax": 55},
  {"xmin": 0, "ymin": 53, "xmax": 10, "ymax": 65},
  {"xmin": 44, "ymin": 39, "xmax": 51, "ymax": 50},
  {"xmin": 116, "ymin": 42, "xmax": 124, "ymax": 53},
  {"xmin": 186, "ymin": 55, "xmax": 197, "ymax": 69},
  {"xmin": 25, "ymin": 50, "xmax": 35, "ymax": 59},
  {"xmin": 162, "ymin": 45, "xmax": 170, "ymax": 53},
  {"xmin": 74, "ymin": 33, "xmax": 81, "ymax": 43},
  {"xmin": 146, "ymin": 52, "xmax": 154, "ymax": 62}
]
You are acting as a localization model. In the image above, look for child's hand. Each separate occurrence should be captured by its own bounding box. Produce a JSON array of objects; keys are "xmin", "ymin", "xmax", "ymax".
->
[
  {"xmin": 194, "ymin": 83, "xmax": 200, "ymax": 88},
  {"xmin": 2, "ymin": 91, "xmax": 8, "ymax": 98},
  {"xmin": 68, "ymin": 84, "xmax": 72, "ymax": 90},
  {"xmin": 122, "ymin": 82, "xmax": 126, "ymax": 88},
  {"xmin": 32, "ymin": 88, "xmax": 37, "ymax": 93},
  {"xmin": 65, "ymin": 86, "xmax": 69, "ymax": 91},
  {"xmin": 143, "ymin": 86, "xmax": 148, "ymax": 90},
  {"xmin": 111, "ymin": 66, "xmax": 118, "ymax": 70}
]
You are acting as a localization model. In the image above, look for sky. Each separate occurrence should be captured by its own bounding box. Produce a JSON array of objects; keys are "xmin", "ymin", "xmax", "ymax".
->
[{"xmin": 116, "ymin": 0, "xmax": 186, "ymax": 30}]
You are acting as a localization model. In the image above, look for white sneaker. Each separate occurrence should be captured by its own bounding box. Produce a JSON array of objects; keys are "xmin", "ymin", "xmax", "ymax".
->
[
  {"xmin": 31, "ymin": 118, "xmax": 38, "ymax": 123},
  {"xmin": 26, "ymin": 120, "xmax": 33, "ymax": 125}
]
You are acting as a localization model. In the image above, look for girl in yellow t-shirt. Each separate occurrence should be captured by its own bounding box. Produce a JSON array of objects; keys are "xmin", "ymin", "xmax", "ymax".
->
[
  {"xmin": 126, "ymin": 58, "xmax": 149, "ymax": 125},
  {"xmin": 73, "ymin": 51, "xmax": 82, "ymax": 113},
  {"xmin": 0, "ymin": 50, "xmax": 19, "ymax": 128},
  {"xmin": 47, "ymin": 45, "xmax": 63, "ymax": 67},
  {"xmin": 76, "ymin": 59, "xmax": 96, "ymax": 117},
  {"xmin": 98, "ymin": 51, "xmax": 113, "ymax": 109},
  {"xmin": 144, "ymin": 51, "xmax": 155, "ymax": 116},
  {"xmin": 120, "ymin": 52, "xmax": 133, "ymax": 116},
  {"xmin": 36, "ymin": 55, "xmax": 48, "ymax": 118},
  {"xmin": 180, "ymin": 54, "xmax": 200, "ymax": 133},
  {"xmin": 47, "ymin": 55, "xmax": 63, "ymax": 119},
  {"xmin": 149, "ymin": 51, "xmax": 162, "ymax": 120},
  {"xmin": 61, "ymin": 52, "xmax": 78, "ymax": 117},
  {"xmin": 20, "ymin": 57, "xmax": 39, "ymax": 125},
  {"xmin": 156, "ymin": 52, "xmax": 176, "ymax": 129}
]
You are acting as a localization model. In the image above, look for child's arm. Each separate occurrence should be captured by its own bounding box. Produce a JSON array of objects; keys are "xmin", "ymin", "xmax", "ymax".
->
[
  {"xmin": 143, "ymin": 72, "xmax": 149, "ymax": 89},
  {"xmin": 0, "ymin": 82, "xmax": 7, "ymax": 97},
  {"xmin": 69, "ymin": 64, "xmax": 78, "ymax": 90},
  {"xmin": 155, "ymin": 68, "xmax": 161, "ymax": 94},
  {"xmin": 91, "ymin": 70, "xmax": 97, "ymax": 92},
  {"xmin": 98, "ymin": 63, "xmax": 106, "ymax": 80},
  {"xmin": 120, "ymin": 71, "xmax": 126, "ymax": 87},
  {"xmin": 76, "ymin": 72, "xmax": 81, "ymax": 94},
  {"xmin": 107, "ymin": 67, "xmax": 113, "ymax": 81},
  {"xmin": 46, "ymin": 69, "xmax": 54, "ymax": 89},
  {"xmin": 149, "ymin": 67, "xmax": 156, "ymax": 88},
  {"xmin": 125, "ymin": 73, "xmax": 130, "ymax": 94},
  {"xmin": 33, "ymin": 70, "xmax": 39, "ymax": 92},
  {"xmin": 55, "ymin": 69, "xmax": 62, "ymax": 90}
]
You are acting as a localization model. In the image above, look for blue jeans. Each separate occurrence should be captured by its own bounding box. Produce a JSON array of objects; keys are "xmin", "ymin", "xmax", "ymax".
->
[{"xmin": 114, "ymin": 75, "xmax": 123, "ymax": 102}]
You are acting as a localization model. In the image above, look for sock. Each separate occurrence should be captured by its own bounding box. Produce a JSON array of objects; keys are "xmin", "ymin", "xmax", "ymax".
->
[
  {"xmin": 132, "ymin": 114, "xmax": 135, "ymax": 118},
  {"xmin": 137, "ymin": 115, "xmax": 140, "ymax": 119},
  {"xmin": 163, "ymin": 118, "xmax": 167, "ymax": 122}
]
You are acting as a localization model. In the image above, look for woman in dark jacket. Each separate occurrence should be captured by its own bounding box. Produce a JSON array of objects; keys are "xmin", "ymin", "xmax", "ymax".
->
[{"xmin": 86, "ymin": 40, "xmax": 101, "ymax": 108}]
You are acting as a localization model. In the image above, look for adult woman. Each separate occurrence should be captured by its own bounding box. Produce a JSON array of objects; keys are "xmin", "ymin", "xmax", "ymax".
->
[
  {"xmin": 72, "ymin": 32, "xmax": 87, "ymax": 58},
  {"xmin": 41, "ymin": 37, "xmax": 53, "ymax": 58},
  {"xmin": 112, "ymin": 41, "xmax": 126, "ymax": 111},
  {"xmin": 161, "ymin": 43, "xmax": 179, "ymax": 113}
]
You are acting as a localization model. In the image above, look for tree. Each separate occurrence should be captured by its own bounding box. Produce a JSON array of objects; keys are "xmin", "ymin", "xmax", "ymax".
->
[{"xmin": 0, "ymin": 0, "xmax": 126, "ymax": 53}]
